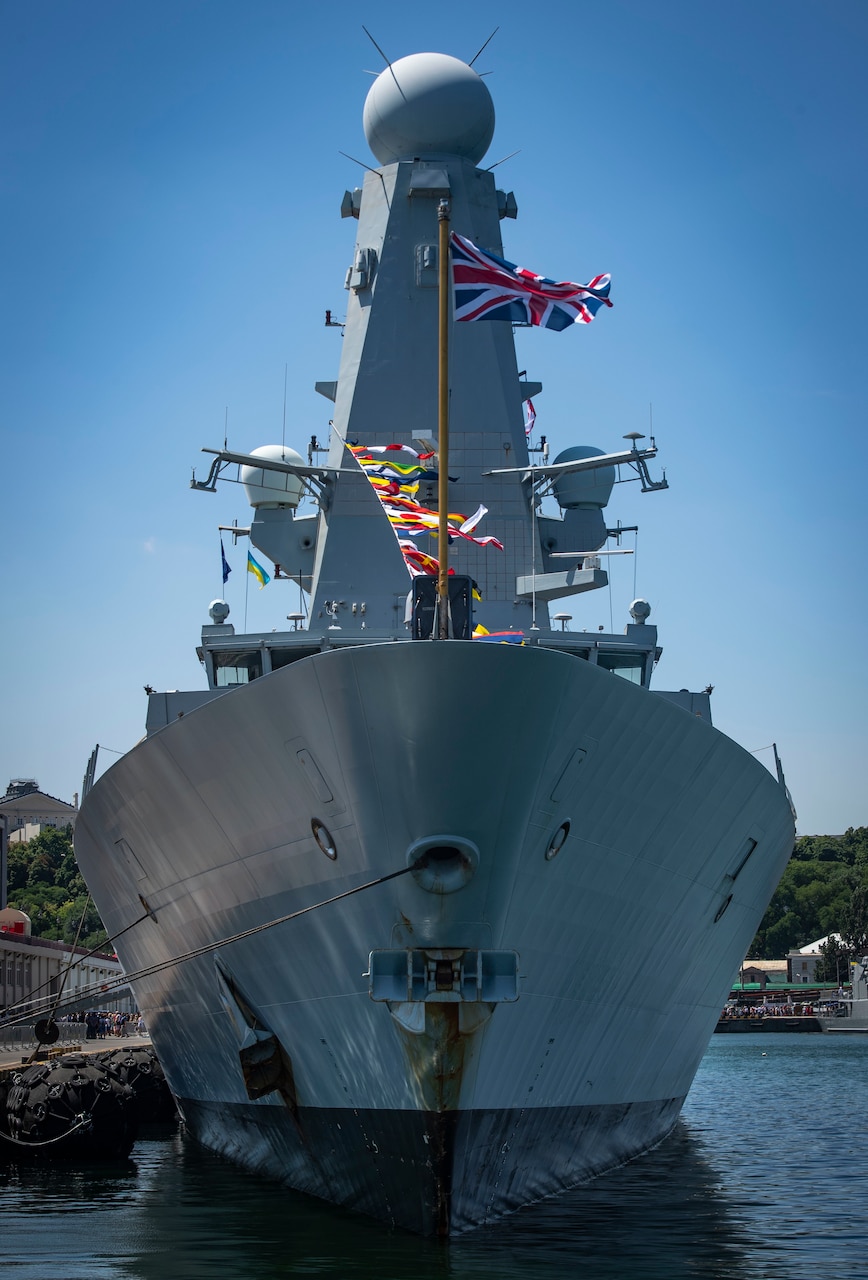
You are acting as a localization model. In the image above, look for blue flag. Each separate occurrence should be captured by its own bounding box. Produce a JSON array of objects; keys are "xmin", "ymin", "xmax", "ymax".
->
[{"xmin": 221, "ymin": 539, "xmax": 231, "ymax": 585}]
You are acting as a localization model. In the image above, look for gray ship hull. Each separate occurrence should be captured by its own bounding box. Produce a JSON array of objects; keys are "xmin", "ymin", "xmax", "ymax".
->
[
  {"xmin": 75, "ymin": 640, "xmax": 795, "ymax": 1234},
  {"xmin": 180, "ymin": 1094, "xmax": 683, "ymax": 1236}
]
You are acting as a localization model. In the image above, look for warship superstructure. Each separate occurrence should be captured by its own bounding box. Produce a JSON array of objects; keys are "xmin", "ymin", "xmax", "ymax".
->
[{"xmin": 75, "ymin": 52, "xmax": 796, "ymax": 1235}]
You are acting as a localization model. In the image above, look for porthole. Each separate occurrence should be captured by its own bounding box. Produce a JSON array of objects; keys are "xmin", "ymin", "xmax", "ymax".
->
[
  {"xmin": 312, "ymin": 818, "xmax": 337, "ymax": 860},
  {"xmin": 713, "ymin": 894, "xmax": 733, "ymax": 923},
  {"xmin": 545, "ymin": 820, "xmax": 571, "ymax": 861}
]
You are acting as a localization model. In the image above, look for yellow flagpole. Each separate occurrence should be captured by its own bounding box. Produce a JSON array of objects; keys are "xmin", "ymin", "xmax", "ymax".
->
[{"xmin": 437, "ymin": 199, "xmax": 451, "ymax": 640}]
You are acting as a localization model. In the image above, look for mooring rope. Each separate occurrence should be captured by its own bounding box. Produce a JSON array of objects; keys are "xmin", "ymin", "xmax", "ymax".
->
[
  {"xmin": 85, "ymin": 861, "xmax": 421, "ymax": 993},
  {"xmin": 2, "ymin": 907, "xmax": 155, "ymax": 1028},
  {"xmin": 0, "ymin": 1113, "xmax": 94, "ymax": 1149},
  {"xmin": 0, "ymin": 862, "xmax": 419, "ymax": 1032},
  {"xmin": 23, "ymin": 896, "xmax": 93, "ymax": 1066}
]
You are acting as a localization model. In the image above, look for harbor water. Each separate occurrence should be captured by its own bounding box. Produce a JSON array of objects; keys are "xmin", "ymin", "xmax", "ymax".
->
[{"xmin": 2, "ymin": 1033, "xmax": 866, "ymax": 1279}]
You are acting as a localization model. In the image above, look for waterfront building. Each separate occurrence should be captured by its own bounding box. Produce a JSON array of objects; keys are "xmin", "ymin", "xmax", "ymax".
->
[
  {"xmin": 0, "ymin": 907, "xmax": 130, "ymax": 1015},
  {"xmin": 0, "ymin": 779, "xmax": 78, "ymax": 836},
  {"xmin": 734, "ymin": 959, "xmax": 789, "ymax": 990},
  {"xmin": 0, "ymin": 798, "xmax": 129, "ymax": 1018},
  {"xmin": 787, "ymin": 934, "xmax": 846, "ymax": 985}
]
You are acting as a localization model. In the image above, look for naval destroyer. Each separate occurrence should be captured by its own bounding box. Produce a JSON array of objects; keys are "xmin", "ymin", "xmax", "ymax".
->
[{"xmin": 75, "ymin": 52, "xmax": 796, "ymax": 1235}]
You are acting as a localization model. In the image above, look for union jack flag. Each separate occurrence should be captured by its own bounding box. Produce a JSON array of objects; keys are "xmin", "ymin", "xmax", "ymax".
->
[{"xmin": 450, "ymin": 232, "xmax": 612, "ymax": 330}]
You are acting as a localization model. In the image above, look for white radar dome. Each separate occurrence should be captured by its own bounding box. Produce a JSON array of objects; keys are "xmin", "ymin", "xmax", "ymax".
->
[
  {"xmin": 241, "ymin": 445, "xmax": 305, "ymax": 510},
  {"xmin": 551, "ymin": 447, "xmax": 616, "ymax": 511},
  {"xmin": 363, "ymin": 52, "xmax": 495, "ymax": 165}
]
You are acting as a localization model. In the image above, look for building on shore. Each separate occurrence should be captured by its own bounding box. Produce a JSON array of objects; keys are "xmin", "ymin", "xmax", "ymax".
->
[
  {"xmin": 733, "ymin": 959, "xmax": 790, "ymax": 990},
  {"xmin": 0, "ymin": 778, "xmax": 78, "ymax": 839},
  {"xmin": 730, "ymin": 937, "xmax": 847, "ymax": 995},
  {"xmin": 0, "ymin": 803, "xmax": 130, "ymax": 1018},
  {"xmin": 786, "ymin": 935, "xmax": 846, "ymax": 985},
  {"xmin": 0, "ymin": 907, "xmax": 131, "ymax": 1017}
]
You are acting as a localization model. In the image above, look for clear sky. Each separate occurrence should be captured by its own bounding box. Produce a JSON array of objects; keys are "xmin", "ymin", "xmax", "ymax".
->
[{"xmin": 1, "ymin": 0, "xmax": 865, "ymax": 836}]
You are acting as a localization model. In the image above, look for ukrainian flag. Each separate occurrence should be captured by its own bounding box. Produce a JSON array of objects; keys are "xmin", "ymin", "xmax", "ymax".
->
[{"xmin": 247, "ymin": 551, "xmax": 271, "ymax": 589}]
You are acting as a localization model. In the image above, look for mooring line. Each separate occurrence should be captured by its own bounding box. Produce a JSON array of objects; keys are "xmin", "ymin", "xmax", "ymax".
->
[
  {"xmin": 1, "ymin": 907, "xmax": 155, "ymax": 1030},
  {"xmin": 99, "ymin": 862, "xmax": 420, "ymax": 992},
  {"xmin": 0, "ymin": 862, "xmax": 419, "ymax": 1031},
  {"xmin": 0, "ymin": 1114, "xmax": 94, "ymax": 1148}
]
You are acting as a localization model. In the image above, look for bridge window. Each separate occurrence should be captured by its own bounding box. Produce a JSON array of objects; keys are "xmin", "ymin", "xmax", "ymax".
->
[
  {"xmin": 596, "ymin": 651, "xmax": 646, "ymax": 685},
  {"xmin": 214, "ymin": 651, "xmax": 263, "ymax": 686}
]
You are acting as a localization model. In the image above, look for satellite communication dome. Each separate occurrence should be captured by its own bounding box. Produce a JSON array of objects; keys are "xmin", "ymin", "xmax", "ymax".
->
[
  {"xmin": 551, "ymin": 447, "xmax": 616, "ymax": 511},
  {"xmin": 241, "ymin": 445, "xmax": 305, "ymax": 510},
  {"xmin": 209, "ymin": 600, "xmax": 230, "ymax": 624},
  {"xmin": 363, "ymin": 52, "xmax": 495, "ymax": 164}
]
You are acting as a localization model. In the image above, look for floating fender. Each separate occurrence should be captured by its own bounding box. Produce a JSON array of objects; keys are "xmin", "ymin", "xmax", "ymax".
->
[
  {"xmin": 0, "ymin": 1070, "xmax": 13, "ymax": 1145},
  {"xmin": 96, "ymin": 1046, "xmax": 178, "ymax": 1124},
  {"xmin": 4, "ymin": 1053, "xmax": 137, "ymax": 1159}
]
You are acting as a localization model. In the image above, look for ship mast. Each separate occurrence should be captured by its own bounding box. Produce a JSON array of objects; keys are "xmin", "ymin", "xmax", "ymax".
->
[{"xmin": 437, "ymin": 198, "xmax": 451, "ymax": 639}]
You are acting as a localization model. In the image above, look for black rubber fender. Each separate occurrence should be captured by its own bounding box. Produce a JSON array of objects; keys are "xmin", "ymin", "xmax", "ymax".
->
[
  {"xmin": 96, "ymin": 1046, "xmax": 177, "ymax": 1124},
  {"xmin": 4, "ymin": 1053, "xmax": 137, "ymax": 1158}
]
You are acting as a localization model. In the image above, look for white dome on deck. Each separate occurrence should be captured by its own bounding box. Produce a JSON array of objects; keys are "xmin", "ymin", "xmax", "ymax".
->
[
  {"xmin": 363, "ymin": 53, "xmax": 495, "ymax": 164},
  {"xmin": 241, "ymin": 445, "xmax": 305, "ymax": 510},
  {"xmin": 552, "ymin": 447, "xmax": 616, "ymax": 510}
]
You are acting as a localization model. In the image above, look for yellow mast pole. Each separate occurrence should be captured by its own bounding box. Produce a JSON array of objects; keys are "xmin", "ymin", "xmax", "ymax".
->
[{"xmin": 437, "ymin": 199, "xmax": 451, "ymax": 640}]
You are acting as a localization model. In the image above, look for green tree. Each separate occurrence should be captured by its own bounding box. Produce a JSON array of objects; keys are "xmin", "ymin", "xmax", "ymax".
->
[
  {"xmin": 793, "ymin": 834, "xmax": 852, "ymax": 864},
  {"xmin": 57, "ymin": 895, "xmax": 108, "ymax": 950},
  {"xmin": 10, "ymin": 884, "xmax": 68, "ymax": 939},
  {"xmin": 750, "ymin": 828, "xmax": 868, "ymax": 957},
  {"xmin": 5, "ymin": 840, "xmax": 30, "ymax": 892},
  {"xmin": 840, "ymin": 882, "xmax": 868, "ymax": 956},
  {"xmin": 25, "ymin": 826, "xmax": 72, "ymax": 887},
  {"xmin": 5, "ymin": 823, "xmax": 108, "ymax": 948},
  {"xmin": 750, "ymin": 857, "xmax": 853, "ymax": 956},
  {"xmin": 816, "ymin": 936, "xmax": 851, "ymax": 984}
]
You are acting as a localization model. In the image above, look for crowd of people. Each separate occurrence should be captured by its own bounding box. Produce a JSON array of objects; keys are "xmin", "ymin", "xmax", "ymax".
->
[
  {"xmin": 59, "ymin": 1010, "xmax": 147, "ymax": 1038},
  {"xmin": 718, "ymin": 1000, "xmax": 827, "ymax": 1019}
]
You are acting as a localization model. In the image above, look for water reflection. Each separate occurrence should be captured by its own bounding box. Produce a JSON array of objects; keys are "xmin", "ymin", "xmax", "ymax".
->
[
  {"xmin": 450, "ymin": 1125, "xmax": 752, "ymax": 1280},
  {"xmin": 1, "ymin": 1123, "xmax": 751, "ymax": 1280},
  {"xmin": 3, "ymin": 1037, "xmax": 868, "ymax": 1280}
]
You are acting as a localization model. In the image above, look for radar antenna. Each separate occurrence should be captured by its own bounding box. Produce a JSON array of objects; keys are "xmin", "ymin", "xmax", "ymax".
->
[
  {"xmin": 485, "ymin": 150, "xmax": 521, "ymax": 171},
  {"xmin": 469, "ymin": 27, "xmax": 499, "ymax": 67},
  {"xmin": 281, "ymin": 363, "xmax": 287, "ymax": 454},
  {"xmin": 338, "ymin": 151, "xmax": 391, "ymax": 210},
  {"xmin": 338, "ymin": 150, "xmax": 380, "ymax": 176},
  {"xmin": 361, "ymin": 26, "xmax": 405, "ymax": 99}
]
